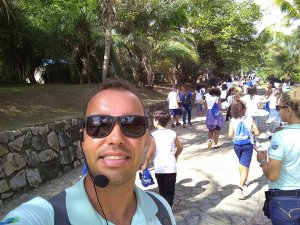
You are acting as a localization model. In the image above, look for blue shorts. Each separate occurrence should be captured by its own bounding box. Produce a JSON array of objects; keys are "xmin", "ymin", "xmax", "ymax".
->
[
  {"xmin": 169, "ymin": 109, "xmax": 179, "ymax": 116},
  {"xmin": 234, "ymin": 143, "xmax": 253, "ymax": 168}
]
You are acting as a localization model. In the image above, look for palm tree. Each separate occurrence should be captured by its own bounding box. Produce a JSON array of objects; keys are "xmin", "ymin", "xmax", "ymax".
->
[
  {"xmin": 102, "ymin": 0, "xmax": 116, "ymax": 81},
  {"xmin": 274, "ymin": 0, "xmax": 300, "ymax": 21}
]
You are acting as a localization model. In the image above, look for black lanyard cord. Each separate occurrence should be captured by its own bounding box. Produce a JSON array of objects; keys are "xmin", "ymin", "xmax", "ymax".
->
[{"xmin": 93, "ymin": 184, "xmax": 109, "ymax": 225}]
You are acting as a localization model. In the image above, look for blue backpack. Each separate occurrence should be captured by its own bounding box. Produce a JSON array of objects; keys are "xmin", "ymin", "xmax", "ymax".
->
[
  {"xmin": 211, "ymin": 98, "xmax": 221, "ymax": 119},
  {"xmin": 233, "ymin": 118, "xmax": 251, "ymax": 145}
]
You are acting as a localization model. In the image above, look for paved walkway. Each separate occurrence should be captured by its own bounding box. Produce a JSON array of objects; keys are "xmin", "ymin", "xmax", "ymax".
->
[{"xmin": 1, "ymin": 109, "xmax": 272, "ymax": 225}]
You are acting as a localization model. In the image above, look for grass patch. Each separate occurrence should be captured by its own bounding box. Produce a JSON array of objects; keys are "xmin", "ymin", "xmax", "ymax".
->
[{"xmin": 0, "ymin": 84, "xmax": 169, "ymax": 132}]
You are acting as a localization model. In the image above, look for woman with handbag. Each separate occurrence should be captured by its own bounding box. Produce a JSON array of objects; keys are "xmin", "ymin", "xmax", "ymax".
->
[{"xmin": 257, "ymin": 85, "xmax": 300, "ymax": 224}]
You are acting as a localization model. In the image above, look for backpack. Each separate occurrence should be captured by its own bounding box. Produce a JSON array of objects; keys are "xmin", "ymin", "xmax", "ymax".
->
[
  {"xmin": 233, "ymin": 118, "xmax": 251, "ymax": 145},
  {"xmin": 211, "ymin": 98, "xmax": 221, "ymax": 119},
  {"xmin": 49, "ymin": 190, "xmax": 172, "ymax": 225}
]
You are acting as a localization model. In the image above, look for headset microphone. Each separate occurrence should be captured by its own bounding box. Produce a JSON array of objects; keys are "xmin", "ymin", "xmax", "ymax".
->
[{"xmin": 92, "ymin": 174, "xmax": 109, "ymax": 188}]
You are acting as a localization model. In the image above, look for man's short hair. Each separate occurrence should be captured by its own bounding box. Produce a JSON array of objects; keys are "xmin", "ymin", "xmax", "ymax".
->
[{"xmin": 84, "ymin": 78, "xmax": 145, "ymax": 116}]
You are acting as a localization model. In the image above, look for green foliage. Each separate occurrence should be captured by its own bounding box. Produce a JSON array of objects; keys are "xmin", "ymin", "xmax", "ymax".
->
[
  {"xmin": 0, "ymin": 0, "xmax": 275, "ymax": 85},
  {"xmin": 257, "ymin": 28, "xmax": 300, "ymax": 82},
  {"xmin": 274, "ymin": 0, "xmax": 300, "ymax": 21},
  {"xmin": 185, "ymin": 0, "xmax": 263, "ymax": 79}
]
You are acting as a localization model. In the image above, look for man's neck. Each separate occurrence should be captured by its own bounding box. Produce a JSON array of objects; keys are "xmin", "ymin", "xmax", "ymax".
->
[{"xmin": 84, "ymin": 176, "xmax": 137, "ymax": 225}]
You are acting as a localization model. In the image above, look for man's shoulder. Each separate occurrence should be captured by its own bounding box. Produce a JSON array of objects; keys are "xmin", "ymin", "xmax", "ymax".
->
[
  {"xmin": 2, "ymin": 197, "xmax": 53, "ymax": 225},
  {"xmin": 135, "ymin": 187, "xmax": 175, "ymax": 224}
]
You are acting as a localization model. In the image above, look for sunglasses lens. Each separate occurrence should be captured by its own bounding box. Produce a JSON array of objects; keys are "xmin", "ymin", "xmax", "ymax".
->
[
  {"xmin": 120, "ymin": 116, "xmax": 147, "ymax": 137},
  {"xmin": 86, "ymin": 116, "xmax": 113, "ymax": 138}
]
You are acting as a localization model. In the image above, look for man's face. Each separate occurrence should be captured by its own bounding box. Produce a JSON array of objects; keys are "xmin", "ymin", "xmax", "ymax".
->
[{"xmin": 82, "ymin": 89, "xmax": 149, "ymax": 187}]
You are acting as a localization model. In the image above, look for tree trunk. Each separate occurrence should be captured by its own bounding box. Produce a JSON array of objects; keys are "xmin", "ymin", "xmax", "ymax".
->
[{"xmin": 102, "ymin": 0, "xmax": 116, "ymax": 82}]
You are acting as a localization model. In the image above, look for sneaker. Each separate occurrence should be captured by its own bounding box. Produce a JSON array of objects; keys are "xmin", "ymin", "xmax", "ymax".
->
[
  {"xmin": 213, "ymin": 145, "xmax": 220, "ymax": 150},
  {"xmin": 208, "ymin": 140, "xmax": 212, "ymax": 149},
  {"xmin": 171, "ymin": 124, "xmax": 175, "ymax": 128},
  {"xmin": 176, "ymin": 122, "xmax": 181, "ymax": 126},
  {"xmin": 238, "ymin": 186, "xmax": 245, "ymax": 200},
  {"xmin": 188, "ymin": 122, "xmax": 192, "ymax": 126}
]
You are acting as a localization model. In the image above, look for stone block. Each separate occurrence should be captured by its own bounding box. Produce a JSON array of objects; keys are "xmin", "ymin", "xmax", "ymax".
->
[
  {"xmin": 13, "ymin": 130, "xmax": 22, "ymax": 136},
  {"xmin": 8, "ymin": 135, "xmax": 25, "ymax": 152},
  {"xmin": 39, "ymin": 159, "xmax": 60, "ymax": 179},
  {"xmin": 0, "ymin": 179, "xmax": 10, "ymax": 193},
  {"xmin": 58, "ymin": 131, "xmax": 70, "ymax": 148},
  {"xmin": 59, "ymin": 147, "xmax": 74, "ymax": 165},
  {"xmin": 38, "ymin": 149, "xmax": 58, "ymax": 162},
  {"xmin": 0, "ymin": 145, "xmax": 9, "ymax": 157},
  {"xmin": 37, "ymin": 125, "xmax": 49, "ymax": 136},
  {"xmin": 73, "ymin": 160, "xmax": 82, "ymax": 168},
  {"xmin": 31, "ymin": 135, "xmax": 44, "ymax": 151},
  {"xmin": 0, "ymin": 131, "xmax": 14, "ymax": 144},
  {"xmin": 30, "ymin": 126, "xmax": 38, "ymax": 135},
  {"xmin": 9, "ymin": 170, "xmax": 26, "ymax": 190},
  {"xmin": 70, "ymin": 126, "xmax": 80, "ymax": 142},
  {"xmin": 3, "ymin": 153, "xmax": 26, "ymax": 176},
  {"xmin": 25, "ymin": 150, "xmax": 39, "ymax": 167},
  {"xmin": 47, "ymin": 131, "xmax": 59, "ymax": 152},
  {"xmin": 63, "ymin": 166, "xmax": 72, "ymax": 173},
  {"xmin": 64, "ymin": 120, "xmax": 71, "ymax": 130},
  {"xmin": 54, "ymin": 121, "xmax": 65, "ymax": 131},
  {"xmin": 26, "ymin": 168, "xmax": 42, "ymax": 187},
  {"xmin": 24, "ymin": 131, "xmax": 32, "ymax": 145}
]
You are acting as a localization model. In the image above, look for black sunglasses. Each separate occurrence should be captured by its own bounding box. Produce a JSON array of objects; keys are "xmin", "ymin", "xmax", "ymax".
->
[
  {"xmin": 83, "ymin": 115, "xmax": 148, "ymax": 138},
  {"xmin": 275, "ymin": 105, "xmax": 289, "ymax": 111}
]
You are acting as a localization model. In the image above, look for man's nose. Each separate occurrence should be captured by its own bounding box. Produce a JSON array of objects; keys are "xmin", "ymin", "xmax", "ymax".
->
[{"xmin": 106, "ymin": 122, "xmax": 125, "ymax": 145}]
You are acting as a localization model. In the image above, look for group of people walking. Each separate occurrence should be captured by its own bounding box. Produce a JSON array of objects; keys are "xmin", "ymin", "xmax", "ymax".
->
[{"xmin": 160, "ymin": 78, "xmax": 300, "ymax": 225}]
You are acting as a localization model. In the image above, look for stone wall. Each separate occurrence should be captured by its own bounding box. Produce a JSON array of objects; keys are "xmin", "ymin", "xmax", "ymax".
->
[{"xmin": 0, "ymin": 101, "xmax": 167, "ymax": 206}]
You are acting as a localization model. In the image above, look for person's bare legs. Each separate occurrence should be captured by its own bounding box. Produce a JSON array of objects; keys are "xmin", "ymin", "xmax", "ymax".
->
[
  {"xmin": 213, "ymin": 130, "xmax": 219, "ymax": 146},
  {"xmin": 175, "ymin": 114, "xmax": 180, "ymax": 124},
  {"xmin": 170, "ymin": 115, "xmax": 175, "ymax": 126},
  {"xmin": 239, "ymin": 164, "xmax": 249, "ymax": 187},
  {"xmin": 208, "ymin": 130, "xmax": 213, "ymax": 149},
  {"xmin": 208, "ymin": 130, "xmax": 213, "ymax": 140},
  {"xmin": 237, "ymin": 164, "xmax": 249, "ymax": 199}
]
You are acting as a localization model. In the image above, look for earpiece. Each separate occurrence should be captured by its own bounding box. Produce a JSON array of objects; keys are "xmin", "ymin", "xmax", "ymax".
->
[{"xmin": 79, "ymin": 130, "xmax": 84, "ymax": 142}]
